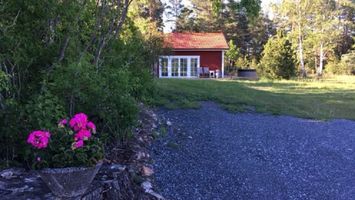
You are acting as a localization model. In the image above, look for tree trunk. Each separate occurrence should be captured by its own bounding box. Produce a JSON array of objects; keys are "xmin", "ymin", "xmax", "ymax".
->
[
  {"xmin": 297, "ymin": 1, "xmax": 306, "ymax": 78},
  {"xmin": 298, "ymin": 33, "xmax": 306, "ymax": 77},
  {"xmin": 318, "ymin": 42, "xmax": 324, "ymax": 77}
]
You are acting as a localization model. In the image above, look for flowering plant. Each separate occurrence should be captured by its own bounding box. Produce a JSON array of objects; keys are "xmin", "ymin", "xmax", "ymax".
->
[{"xmin": 26, "ymin": 113, "xmax": 103, "ymax": 169}]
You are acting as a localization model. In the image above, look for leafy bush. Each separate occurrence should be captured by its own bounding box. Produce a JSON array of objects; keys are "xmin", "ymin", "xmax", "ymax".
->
[
  {"xmin": 326, "ymin": 50, "xmax": 355, "ymax": 75},
  {"xmin": 235, "ymin": 56, "xmax": 250, "ymax": 69},
  {"xmin": 340, "ymin": 50, "xmax": 355, "ymax": 75},
  {"xmin": 0, "ymin": 21, "xmax": 160, "ymax": 169},
  {"xmin": 258, "ymin": 32, "xmax": 296, "ymax": 79},
  {"xmin": 0, "ymin": 70, "xmax": 9, "ymax": 93},
  {"xmin": 25, "ymin": 90, "xmax": 66, "ymax": 130},
  {"xmin": 0, "ymin": 0, "xmax": 163, "ymax": 168}
]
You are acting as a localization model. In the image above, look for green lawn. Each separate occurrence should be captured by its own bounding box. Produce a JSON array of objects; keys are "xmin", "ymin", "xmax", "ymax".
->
[{"xmin": 153, "ymin": 76, "xmax": 355, "ymax": 120}]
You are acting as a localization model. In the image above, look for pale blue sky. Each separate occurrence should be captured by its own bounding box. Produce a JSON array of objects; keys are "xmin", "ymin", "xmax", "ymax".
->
[{"xmin": 162, "ymin": 0, "xmax": 281, "ymax": 32}]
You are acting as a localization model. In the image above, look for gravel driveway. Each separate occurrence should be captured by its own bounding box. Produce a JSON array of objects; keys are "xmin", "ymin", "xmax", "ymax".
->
[{"xmin": 151, "ymin": 102, "xmax": 355, "ymax": 200}]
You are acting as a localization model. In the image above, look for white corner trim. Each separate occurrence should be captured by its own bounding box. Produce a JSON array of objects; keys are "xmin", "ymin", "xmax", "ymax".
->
[{"xmin": 221, "ymin": 51, "xmax": 225, "ymax": 78}]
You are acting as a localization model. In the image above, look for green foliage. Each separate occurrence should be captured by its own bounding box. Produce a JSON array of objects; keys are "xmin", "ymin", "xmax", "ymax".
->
[
  {"xmin": 25, "ymin": 90, "xmax": 66, "ymax": 130},
  {"xmin": 258, "ymin": 33, "xmax": 296, "ymax": 79},
  {"xmin": 235, "ymin": 56, "xmax": 250, "ymax": 69},
  {"xmin": 326, "ymin": 50, "xmax": 355, "ymax": 75},
  {"xmin": 275, "ymin": 0, "xmax": 353, "ymax": 77},
  {"xmin": 175, "ymin": 0, "xmax": 267, "ymax": 62},
  {"xmin": 238, "ymin": 0, "xmax": 262, "ymax": 20},
  {"xmin": 0, "ymin": 1, "xmax": 162, "ymax": 168},
  {"xmin": 340, "ymin": 50, "xmax": 355, "ymax": 75},
  {"xmin": 0, "ymin": 70, "xmax": 9, "ymax": 92},
  {"xmin": 226, "ymin": 40, "xmax": 240, "ymax": 63}
]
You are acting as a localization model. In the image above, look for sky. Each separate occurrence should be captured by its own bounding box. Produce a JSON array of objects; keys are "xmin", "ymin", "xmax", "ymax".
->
[{"xmin": 162, "ymin": 0, "xmax": 281, "ymax": 32}]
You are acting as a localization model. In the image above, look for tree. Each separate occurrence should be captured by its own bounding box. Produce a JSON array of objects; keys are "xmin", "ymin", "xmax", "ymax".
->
[
  {"xmin": 334, "ymin": 0, "xmax": 355, "ymax": 56},
  {"xmin": 310, "ymin": 0, "xmax": 340, "ymax": 76},
  {"xmin": 165, "ymin": 0, "xmax": 184, "ymax": 31},
  {"xmin": 129, "ymin": 0, "xmax": 165, "ymax": 34},
  {"xmin": 339, "ymin": 46, "xmax": 355, "ymax": 75},
  {"xmin": 258, "ymin": 32, "xmax": 296, "ymax": 79},
  {"xmin": 225, "ymin": 40, "xmax": 240, "ymax": 71},
  {"xmin": 175, "ymin": 7, "xmax": 197, "ymax": 32},
  {"xmin": 174, "ymin": 0, "xmax": 265, "ymax": 61},
  {"xmin": 275, "ymin": 0, "xmax": 311, "ymax": 77},
  {"xmin": 238, "ymin": 0, "xmax": 262, "ymax": 21},
  {"xmin": 247, "ymin": 15, "xmax": 276, "ymax": 60}
]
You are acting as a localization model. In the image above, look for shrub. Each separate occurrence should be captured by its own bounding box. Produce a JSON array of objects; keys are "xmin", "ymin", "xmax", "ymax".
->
[
  {"xmin": 50, "ymin": 56, "xmax": 139, "ymax": 142},
  {"xmin": 25, "ymin": 90, "xmax": 66, "ymax": 131},
  {"xmin": 235, "ymin": 56, "xmax": 250, "ymax": 69},
  {"xmin": 258, "ymin": 32, "xmax": 296, "ymax": 79},
  {"xmin": 0, "ymin": 2, "xmax": 161, "ymax": 168},
  {"xmin": 340, "ymin": 50, "xmax": 355, "ymax": 75},
  {"xmin": 0, "ymin": 71, "xmax": 9, "ymax": 93},
  {"xmin": 326, "ymin": 51, "xmax": 355, "ymax": 75}
]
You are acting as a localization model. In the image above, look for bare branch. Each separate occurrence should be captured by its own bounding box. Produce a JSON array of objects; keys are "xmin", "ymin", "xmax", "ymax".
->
[
  {"xmin": 2, "ymin": 10, "xmax": 20, "ymax": 33},
  {"xmin": 58, "ymin": 35, "xmax": 70, "ymax": 62}
]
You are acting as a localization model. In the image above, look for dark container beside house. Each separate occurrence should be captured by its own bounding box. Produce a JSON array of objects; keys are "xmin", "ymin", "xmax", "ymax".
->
[{"xmin": 237, "ymin": 69, "xmax": 258, "ymax": 80}]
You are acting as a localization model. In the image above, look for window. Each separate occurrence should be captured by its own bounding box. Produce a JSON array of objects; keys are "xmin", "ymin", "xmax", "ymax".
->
[
  {"xmin": 191, "ymin": 58, "xmax": 198, "ymax": 77},
  {"xmin": 172, "ymin": 58, "xmax": 179, "ymax": 77},
  {"xmin": 180, "ymin": 58, "xmax": 187, "ymax": 76},
  {"xmin": 160, "ymin": 58, "xmax": 168, "ymax": 77}
]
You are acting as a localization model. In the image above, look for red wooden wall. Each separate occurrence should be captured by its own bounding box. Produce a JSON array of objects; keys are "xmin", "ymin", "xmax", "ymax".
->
[{"xmin": 173, "ymin": 51, "xmax": 222, "ymax": 71}]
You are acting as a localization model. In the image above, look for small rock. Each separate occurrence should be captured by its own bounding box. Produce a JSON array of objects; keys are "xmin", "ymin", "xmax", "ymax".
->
[
  {"xmin": 24, "ymin": 177, "xmax": 37, "ymax": 183},
  {"xmin": 110, "ymin": 164, "xmax": 126, "ymax": 171},
  {"xmin": 188, "ymin": 136, "xmax": 193, "ymax": 139},
  {"xmin": 138, "ymin": 137, "xmax": 144, "ymax": 142},
  {"xmin": 152, "ymin": 123, "xmax": 158, "ymax": 129},
  {"xmin": 0, "ymin": 170, "xmax": 14, "ymax": 179},
  {"xmin": 142, "ymin": 181, "xmax": 165, "ymax": 200},
  {"xmin": 142, "ymin": 166, "xmax": 154, "ymax": 176},
  {"xmin": 166, "ymin": 120, "xmax": 172, "ymax": 126},
  {"xmin": 141, "ymin": 181, "xmax": 153, "ymax": 192},
  {"xmin": 10, "ymin": 185, "xmax": 30, "ymax": 193},
  {"xmin": 147, "ymin": 191, "xmax": 166, "ymax": 200},
  {"xmin": 136, "ymin": 151, "xmax": 145, "ymax": 160}
]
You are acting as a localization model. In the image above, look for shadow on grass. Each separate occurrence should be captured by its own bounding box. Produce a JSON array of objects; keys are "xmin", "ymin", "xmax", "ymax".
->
[{"xmin": 153, "ymin": 79, "xmax": 355, "ymax": 120}]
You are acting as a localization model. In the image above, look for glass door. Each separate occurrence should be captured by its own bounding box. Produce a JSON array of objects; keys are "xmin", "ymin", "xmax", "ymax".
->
[
  {"xmin": 159, "ymin": 56, "xmax": 200, "ymax": 78},
  {"xmin": 190, "ymin": 58, "xmax": 198, "ymax": 77},
  {"xmin": 160, "ymin": 57, "xmax": 168, "ymax": 77},
  {"xmin": 180, "ymin": 58, "xmax": 188, "ymax": 77},
  {"xmin": 171, "ymin": 58, "xmax": 179, "ymax": 77}
]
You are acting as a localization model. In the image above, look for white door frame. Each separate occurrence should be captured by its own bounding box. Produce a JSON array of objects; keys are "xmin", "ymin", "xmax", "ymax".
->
[{"xmin": 159, "ymin": 56, "xmax": 200, "ymax": 78}]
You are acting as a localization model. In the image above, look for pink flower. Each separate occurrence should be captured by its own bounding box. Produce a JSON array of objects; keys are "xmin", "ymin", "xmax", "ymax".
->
[
  {"xmin": 74, "ymin": 129, "xmax": 91, "ymax": 141},
  {"xmin": 69, "ymin": 113, "xmax": 88, "ymax": 131},
  {"xmin": 37, "ymin": 157, "xmax": 41, "ymax": 162},
  {"xmin": 58, "ymin": 119, "xmax": 67, "ymax": 127},
  {"xmin": 86, "ymin": 121, "xmax": 96, "ymax": 133},
  {"xmin": 74, "ymin": 140, "xmax": 84, "ymax": 149},
  {"xmin": 27, "ymin": 130, "xmax": 51, "ymax": 149}
]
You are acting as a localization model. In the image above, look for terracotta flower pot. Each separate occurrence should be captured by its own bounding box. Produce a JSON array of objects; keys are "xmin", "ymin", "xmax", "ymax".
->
[{"xmin": 38, "ymin": 162, "xmax": 102, "ymax": 198}]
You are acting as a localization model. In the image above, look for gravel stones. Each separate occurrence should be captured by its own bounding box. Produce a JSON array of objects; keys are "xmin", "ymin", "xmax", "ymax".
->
[{"xmin": 152, "ymin": 102, "xmax": 355, "ymax": 200}]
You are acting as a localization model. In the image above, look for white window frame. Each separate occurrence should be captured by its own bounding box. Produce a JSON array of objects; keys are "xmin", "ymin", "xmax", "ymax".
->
[{"xmin": 159, "ymin": 56, "xmax": 200, "ymax": 78}]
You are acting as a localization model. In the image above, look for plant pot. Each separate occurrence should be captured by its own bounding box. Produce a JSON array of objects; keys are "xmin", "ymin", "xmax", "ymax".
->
[{"xmin": 38, "ymin": 162, "xmax": 102, "ymax": 198}]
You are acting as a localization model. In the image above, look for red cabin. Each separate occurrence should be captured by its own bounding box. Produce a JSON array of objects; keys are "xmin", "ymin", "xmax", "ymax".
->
[{"xmin": 159, "ymin": 32, "xmax": 229, "ymax": 78}]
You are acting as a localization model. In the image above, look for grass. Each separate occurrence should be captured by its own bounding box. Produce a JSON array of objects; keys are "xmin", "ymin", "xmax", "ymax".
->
[{"xmin": 153, "ymin": 76, "xmax": 355, "ymax": 120}]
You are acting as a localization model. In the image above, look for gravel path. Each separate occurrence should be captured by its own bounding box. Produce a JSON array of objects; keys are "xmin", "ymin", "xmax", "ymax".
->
[{"xmin": 151, "ymin": 102, "xmax": 355, "ymax": 200}]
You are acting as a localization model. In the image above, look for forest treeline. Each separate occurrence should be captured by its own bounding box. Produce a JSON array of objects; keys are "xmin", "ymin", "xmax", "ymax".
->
[{"xmin": 166, "ymin": 0, "xmax": 354, "ymax": 78}]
